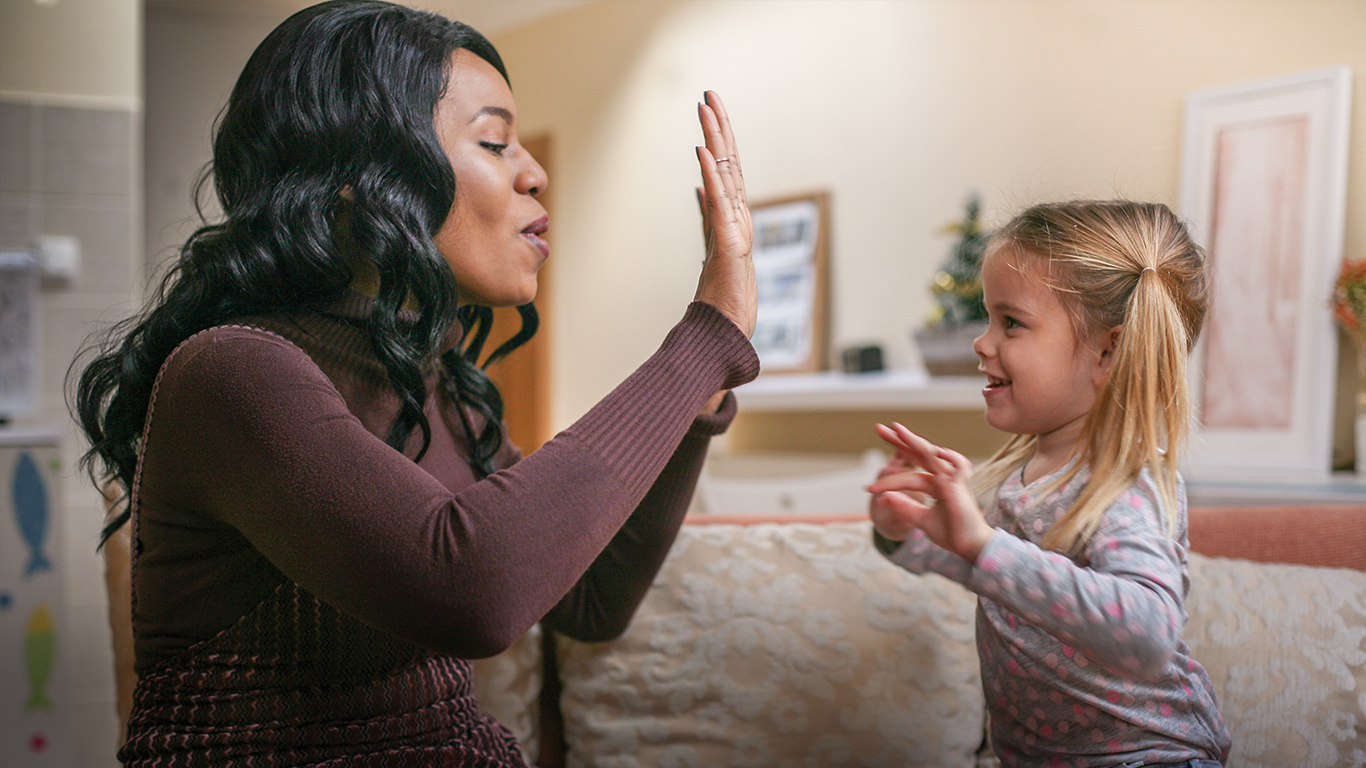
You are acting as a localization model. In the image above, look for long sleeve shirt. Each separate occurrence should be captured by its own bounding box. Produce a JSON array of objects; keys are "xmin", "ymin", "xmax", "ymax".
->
[
  {"xmin": 131, "ymin": 293, "xmax": 760, "ymax": 671},
  {"xmin": 880, "ymin": 465, "xmax": 1231, "ymax": 767}
]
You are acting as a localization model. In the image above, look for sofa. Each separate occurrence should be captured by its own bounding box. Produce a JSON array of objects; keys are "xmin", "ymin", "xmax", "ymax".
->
[{"xmin": 472, "ymin": 504, "xmax": 1366, "ymax": 768}]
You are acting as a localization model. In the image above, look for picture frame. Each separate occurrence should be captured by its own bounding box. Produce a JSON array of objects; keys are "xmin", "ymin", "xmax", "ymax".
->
[
  {"xmin": 749, "ymin": 191, "xmax": 830, "ymax": 373},
  {"xmin": 1179, "ymin": 66, "xmax": 1352, "ymax": 480}
]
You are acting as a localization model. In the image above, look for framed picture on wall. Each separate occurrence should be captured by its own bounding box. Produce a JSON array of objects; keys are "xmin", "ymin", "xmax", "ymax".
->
[
  {"xmin": 749, "ymin": 191, "xmax": 830, "ymax": 373},
  {"xmin": 1180, "ymin": 66, "xmax": 1352, "ymax": 480}
]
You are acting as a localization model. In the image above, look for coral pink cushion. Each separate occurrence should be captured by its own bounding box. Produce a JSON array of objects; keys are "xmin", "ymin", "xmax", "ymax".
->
[{"xmin": 1188, "ymin": 505, "xmax": 1366, "ymax": 571}]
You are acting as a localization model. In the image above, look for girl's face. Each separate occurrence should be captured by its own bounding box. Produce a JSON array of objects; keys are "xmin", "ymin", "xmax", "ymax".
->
[
  {"xmin": 972, "ymin": 250, "xmax": 1113, "ymax": 452},
  {"xmin": 432, "ymin": 49, "xmax": 550, "ymax": 307}
]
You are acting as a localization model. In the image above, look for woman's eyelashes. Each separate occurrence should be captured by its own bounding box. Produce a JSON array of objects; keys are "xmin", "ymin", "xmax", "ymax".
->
[{"xmin": 479, "ymin": 141, "xmax": 508, "ymax": 156}]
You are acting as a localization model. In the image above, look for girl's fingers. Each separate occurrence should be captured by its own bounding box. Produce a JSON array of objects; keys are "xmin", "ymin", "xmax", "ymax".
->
[
  {"xmin": 877, "ymin": 423, "xmax": 951, "ymax": 475},
  {"xmin": 939, "ymin": 447, "xmax": 973, "ymax": 480},
  {"xmin": 866, "ymin": 469, "xmax": 936, "ymax": 497}
]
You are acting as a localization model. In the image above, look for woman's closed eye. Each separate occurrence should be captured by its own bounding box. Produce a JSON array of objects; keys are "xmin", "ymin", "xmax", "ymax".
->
[{"xmin": 479, "ymin": 141, "xmax": 508, "ymax": 156}]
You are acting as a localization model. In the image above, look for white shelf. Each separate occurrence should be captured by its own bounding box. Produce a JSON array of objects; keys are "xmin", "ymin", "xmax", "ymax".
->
[
  {"xmin": 733, "ymin": 369, "xmax": 984, "ymax": 412},
  {"xmin": 0, "ymin": 426, "xmax": 63, "ymax": 446},
  {"xmin": 1187, "ymin": 474, "xmax": 1366, "ymax": 505}
]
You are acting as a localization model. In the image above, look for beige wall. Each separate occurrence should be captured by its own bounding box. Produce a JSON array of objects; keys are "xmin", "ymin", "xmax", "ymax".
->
[
  {"xmin": 0, "ymin": 0, "xmax": 140, "ymax": 102},
  {"xmin": 490, "ymin": 0, "xmax": 1366, "ymax": 438},
  {"xmin": 0, "ymin": 1, "xmax": 140, "ymax": 765}
]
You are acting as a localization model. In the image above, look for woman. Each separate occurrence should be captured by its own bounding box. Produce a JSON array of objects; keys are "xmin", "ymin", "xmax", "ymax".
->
[{"xmin": 72, "ymin": 1, "xmax": 757, "ymax": 765}]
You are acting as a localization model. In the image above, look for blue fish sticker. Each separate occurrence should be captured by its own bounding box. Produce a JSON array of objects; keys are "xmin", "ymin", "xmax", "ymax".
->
[{"xmin": 13, "ymin": 451, "xmax": 51, "ymax": 578}]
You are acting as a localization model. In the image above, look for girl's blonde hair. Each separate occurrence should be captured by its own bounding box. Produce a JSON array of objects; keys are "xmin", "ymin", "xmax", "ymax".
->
[{"xmin": 972, "ymin": 200, "xmax": 1209, "ymax": 554}]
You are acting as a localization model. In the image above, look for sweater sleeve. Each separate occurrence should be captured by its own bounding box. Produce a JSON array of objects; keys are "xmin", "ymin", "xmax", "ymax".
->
[
  {"xmin": 879, "ymin": 528, "xmax": 975, "ymax": 585},
  {"xmin": 142, "ymin": 302, "xmax": 758, "ymax": 659},
  {"xmin": 541, "ymin": 392, "xmax": 735, "ymax": 641}
]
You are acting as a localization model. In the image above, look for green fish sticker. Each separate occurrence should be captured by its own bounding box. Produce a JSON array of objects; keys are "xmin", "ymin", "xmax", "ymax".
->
[{"xmin": 24, "ymin": 603, "xmax": 56, "ymax": 712}]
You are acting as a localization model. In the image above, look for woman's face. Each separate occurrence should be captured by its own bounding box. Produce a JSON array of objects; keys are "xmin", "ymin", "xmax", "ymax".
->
[{"xmin": 432, "ymin": 49, "xmax": 549, "ymax": 307}]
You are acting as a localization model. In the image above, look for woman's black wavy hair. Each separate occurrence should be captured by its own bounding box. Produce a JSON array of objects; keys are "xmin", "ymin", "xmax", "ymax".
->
[{"xmin": 71, "ymin": 0, "xmax": 537, "ymax": 544}]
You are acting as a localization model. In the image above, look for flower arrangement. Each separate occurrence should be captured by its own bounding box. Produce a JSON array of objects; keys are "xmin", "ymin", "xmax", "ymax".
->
[{"xmin": 1332, "ymin": 259, "xmax": 1366, "ymax": 346}]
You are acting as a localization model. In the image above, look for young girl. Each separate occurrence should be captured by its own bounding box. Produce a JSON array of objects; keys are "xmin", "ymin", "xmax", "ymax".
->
[{"xmin": 868, "ymin": 200, "xmax": 1231, "ymax": 767}]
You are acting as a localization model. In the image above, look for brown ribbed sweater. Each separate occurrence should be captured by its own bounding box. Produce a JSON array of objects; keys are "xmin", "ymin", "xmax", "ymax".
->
[{"xmin": 123, "ymin": 294, "xmax": 758, "ymax": 765}]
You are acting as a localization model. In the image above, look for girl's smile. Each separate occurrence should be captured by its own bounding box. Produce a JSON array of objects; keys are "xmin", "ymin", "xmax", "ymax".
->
[{"xmin": 973, "ymin": 250, "xmax": 1113, "ymax": 478}]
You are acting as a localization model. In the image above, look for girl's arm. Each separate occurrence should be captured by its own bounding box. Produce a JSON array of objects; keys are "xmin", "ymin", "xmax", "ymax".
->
[
  {"xmin": 868, "ymin": 425, "xmax": 1187, "ymax": 679},
  {"xmin": 966, "ymin": 479, "xmax": 1187, "ymax": 681}
]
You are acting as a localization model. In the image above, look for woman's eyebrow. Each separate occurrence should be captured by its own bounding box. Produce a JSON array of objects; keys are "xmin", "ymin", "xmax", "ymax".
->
[{"xmin": 471, "ymin": 106, "xmax": 513, "ymax": 125}]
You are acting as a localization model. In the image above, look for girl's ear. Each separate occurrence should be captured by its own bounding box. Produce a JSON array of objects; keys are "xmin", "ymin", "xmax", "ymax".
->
[{"xmin": 1093, "ymin": 325, "xmax": 1122, "ymax": 384}]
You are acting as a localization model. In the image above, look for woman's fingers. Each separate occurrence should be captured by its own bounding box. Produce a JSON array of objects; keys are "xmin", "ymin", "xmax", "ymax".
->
[
  {"xmin": 695, "ymin": 186, "xmax": 713, "ymax": 250},
  {"xmin": 698, "ymin": 101, "xmax": 739, "ymax": 214},
  {"xmin": 692, "ymin": 91, "xmax": 756, "ymax": 337},
  {"xmin": 704, "ymin": 91, "xmax": 745, "ymax": 205}
]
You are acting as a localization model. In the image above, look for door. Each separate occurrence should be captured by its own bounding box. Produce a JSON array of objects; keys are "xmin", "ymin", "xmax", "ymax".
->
[{"xmin": 484, "ymin": 135, "xmax": 553, "ymax": 454}]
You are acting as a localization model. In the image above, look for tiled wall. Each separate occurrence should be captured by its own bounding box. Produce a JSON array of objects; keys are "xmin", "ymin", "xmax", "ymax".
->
[{"xmin": 0, "ymin": 96, "xmax": 138, "ymax": 768}]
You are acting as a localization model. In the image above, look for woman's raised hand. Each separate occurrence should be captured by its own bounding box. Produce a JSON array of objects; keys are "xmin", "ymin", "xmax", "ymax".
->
[{"xmin": 693, "ymin": 91, "xmax": 756, "ymax": 338}]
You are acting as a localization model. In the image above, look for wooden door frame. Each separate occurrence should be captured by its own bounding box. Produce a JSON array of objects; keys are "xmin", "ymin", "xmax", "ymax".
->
[{"xmin": 485, "ymin": 134, "xmax": 554, "ymax": 453}]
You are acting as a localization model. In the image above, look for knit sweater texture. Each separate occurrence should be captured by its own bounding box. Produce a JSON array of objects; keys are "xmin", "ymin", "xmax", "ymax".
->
[{"xmin": 120, "ymin": 293, "xmax": 759, "ymax": 766}]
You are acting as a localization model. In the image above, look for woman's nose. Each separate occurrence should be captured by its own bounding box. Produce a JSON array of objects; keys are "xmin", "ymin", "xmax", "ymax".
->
[{"xmin": 517, "ymin": 151, "xmax": 549, "ymax": 197}]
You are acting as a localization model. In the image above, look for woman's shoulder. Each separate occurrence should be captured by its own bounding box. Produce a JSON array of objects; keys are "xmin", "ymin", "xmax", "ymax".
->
[
  {"xmin": 157, "ymin": 322, "xmax": 330, "ymax": 400},
  {"xmin": 165, "ymin": 322, "xmax": 308, "ymax": 368}
]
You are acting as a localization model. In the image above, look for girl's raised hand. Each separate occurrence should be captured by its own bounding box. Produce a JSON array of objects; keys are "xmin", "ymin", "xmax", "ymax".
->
[
  {"xmin": 867, "ymin": 423, "xmax": 994, "ymax": 564},
  {"xmin": 693, "ymin": 91, "xmax": 756, "ymax": 338}
]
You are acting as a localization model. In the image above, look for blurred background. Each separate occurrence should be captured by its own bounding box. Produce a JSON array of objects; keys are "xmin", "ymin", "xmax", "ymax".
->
[{"xmin": 2, "ymin": 1, "xmax": 1365, "ymax": 764}]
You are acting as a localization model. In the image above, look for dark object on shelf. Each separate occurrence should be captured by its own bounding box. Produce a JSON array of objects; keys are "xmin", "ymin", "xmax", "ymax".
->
[{"xmin": 841, "ymin": 345, "xmax": 884, "ymax": 373}]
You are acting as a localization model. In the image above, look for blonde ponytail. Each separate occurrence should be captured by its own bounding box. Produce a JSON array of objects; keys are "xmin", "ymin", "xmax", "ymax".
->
[{"xmin": 972, "ymin": 201, "xmax": 1209, "ymax": 554}]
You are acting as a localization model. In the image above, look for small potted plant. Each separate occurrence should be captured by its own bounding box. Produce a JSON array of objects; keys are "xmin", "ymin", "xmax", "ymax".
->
[
  {"xmin": 913, "ymin": 193, "xmax": 990, "ymax": 376},
  {"xmin": 1332, "ymin": 257, "xmax": 1366, "ymax": 473}
]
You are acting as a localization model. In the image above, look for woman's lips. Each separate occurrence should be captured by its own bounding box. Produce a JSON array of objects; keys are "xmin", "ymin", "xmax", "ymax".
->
[{"xmin": 521, "ymin": 216, "xmax": 550, "ymax": 258}]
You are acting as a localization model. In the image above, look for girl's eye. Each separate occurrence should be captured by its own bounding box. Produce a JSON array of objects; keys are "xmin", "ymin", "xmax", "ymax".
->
[
  {"xmin": 480, "ymin": 141, "xmax": 508, "ymax": 156},
  {"xmin": 1003, "ymin": 316, "xmax": 1021, "ymax": 330}
]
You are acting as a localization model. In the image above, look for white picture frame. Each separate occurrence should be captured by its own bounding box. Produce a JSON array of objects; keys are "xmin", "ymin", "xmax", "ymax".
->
[{"xmin": 1180, "ymin": 66, "xmax": 1352, "ymax": 481}]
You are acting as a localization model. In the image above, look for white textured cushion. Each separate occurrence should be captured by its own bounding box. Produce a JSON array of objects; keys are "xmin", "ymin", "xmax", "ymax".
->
[
  {"xmin": 471, "ymin": 623, "xmax": 542, "ymax": 761},
  {"xmin": 555, "ymin": 520, "xmax": 985, "ymax": 768},
  {"xmin": 1185, "ymin": 553, "xmax": 1366, "ymax": 767}
]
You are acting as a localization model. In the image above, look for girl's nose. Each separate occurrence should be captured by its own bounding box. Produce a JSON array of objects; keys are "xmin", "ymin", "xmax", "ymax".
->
[{"xmin": 972, "ymin": 328, "xmax": 991, "ymax": 359}]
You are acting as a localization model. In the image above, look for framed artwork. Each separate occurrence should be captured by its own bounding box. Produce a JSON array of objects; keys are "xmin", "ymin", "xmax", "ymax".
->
[
  {"xmin": 1180, "ymin": 66, "xmax": 1352, "ymax": 480},
  {"xmin": 0, "ymin": 252, "xmax": 39, "ymax": 420},
  {"xmin": 749, "ymin": 191, "xmax": 830, "ymax": 373}
]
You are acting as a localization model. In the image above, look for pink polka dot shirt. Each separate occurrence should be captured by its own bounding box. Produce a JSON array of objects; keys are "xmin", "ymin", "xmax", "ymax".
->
[{"xmin": 881, "ymin": 466, "xmax": 1231, "ymax": 767}]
